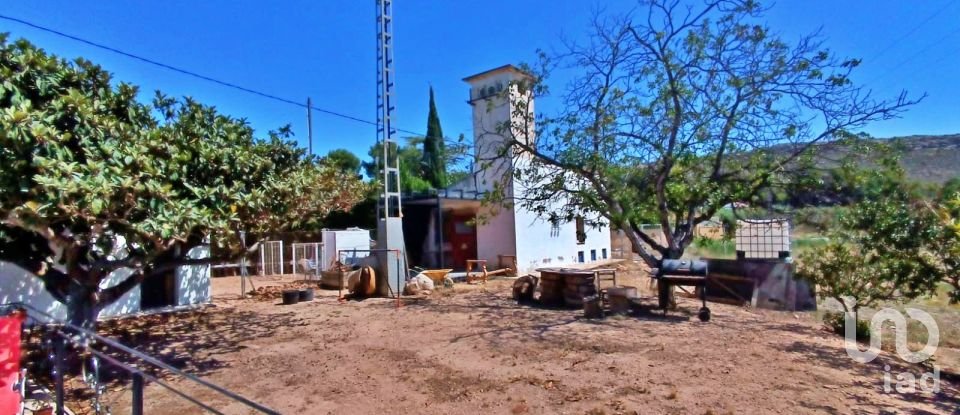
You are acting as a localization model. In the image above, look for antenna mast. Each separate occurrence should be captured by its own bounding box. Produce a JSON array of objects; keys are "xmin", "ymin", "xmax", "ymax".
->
[{"xmin": 375, "ymin": 0, "xmax": 406, "ymax": 296}]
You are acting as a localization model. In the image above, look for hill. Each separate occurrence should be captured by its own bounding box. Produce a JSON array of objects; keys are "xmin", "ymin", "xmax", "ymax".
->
[
  {"xmin": 771, "ymin": 133, "xmax": 960, "ymax": 184},
  {"xmin": 888, "ymin": 134, "xmax": 960, "ymax": 183}
]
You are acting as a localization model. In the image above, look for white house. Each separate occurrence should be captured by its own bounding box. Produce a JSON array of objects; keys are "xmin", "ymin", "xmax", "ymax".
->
[{"xmin": 404, "ymin": 65, "xmax": 611, "ymax": 273}]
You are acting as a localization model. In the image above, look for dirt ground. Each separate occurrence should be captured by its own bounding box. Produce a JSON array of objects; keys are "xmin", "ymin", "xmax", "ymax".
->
[{"xmin": 83, "ymin": 263, "xmax": 957, "ymax": 414}]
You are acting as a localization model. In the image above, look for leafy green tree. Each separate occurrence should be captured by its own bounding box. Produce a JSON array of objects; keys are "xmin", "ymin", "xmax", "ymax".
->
[
  {"xmin": 491, "ymin": 0, "xmax": 918, "ymax": 267},
  {"xmin": 362, "ymin": 137, "xmax": 432, "ymax": 193},
  {"xmin": 939, "ymin": 177, "xmax": 960, "ymax": 203},
  {"xmin": 796, "ymin": 170, "xmax": 941, "ymax": 314},
  {"xmin": 422, "ymin": 87, "xmax": 447, "ymax": 188},
  {"xmin": 933, "ymin": 192, "xmax": 960, "ymax": 303},
  {"xmin": 323, "ymin": 148, "xmax": 362, "ymax": 176},
  {"xmin": 0, "ymin": 35, "xmax": 365, "ymax": 328}
]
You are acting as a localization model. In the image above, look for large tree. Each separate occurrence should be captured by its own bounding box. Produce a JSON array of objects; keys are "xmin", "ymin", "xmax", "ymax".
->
[
  {"xmin": 0, "ymin": 35, "xmax": 365, "ymax": 328},
  {"xmin": 486, "ymin": 0, "xmax": 918, "ymax": 266},
  {"xmin": 323, "ymin": 148, "xmax": 362, "ymax": 176},
  {"xmin": 422, "ymin": 86, "xmax": 447, "ymax": 188}
]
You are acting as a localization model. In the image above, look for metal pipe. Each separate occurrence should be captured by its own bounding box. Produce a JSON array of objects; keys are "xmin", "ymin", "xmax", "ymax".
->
[
  {"xmin": 13, "ymin": 303, "xmax": 281, "ymax": 415},
  {"xmin": 54, "ymin": 337, "xmax": 65, "ymax": 415},
  {"xmin": 132, "ymin": 372, "xmax": 144, "ymax": 415},
  {"xmin": 436, "ymin": 195, "xmax": 444, "ymax": 268},
  {"xmin": 90, "ymin": 349, "xmax": 229, "ymax": 415}
]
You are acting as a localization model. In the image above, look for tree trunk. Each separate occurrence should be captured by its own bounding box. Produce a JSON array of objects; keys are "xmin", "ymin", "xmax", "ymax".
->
[{"xmin": 65, "ymin": 279, "xmax": 99, "ymax": 332}]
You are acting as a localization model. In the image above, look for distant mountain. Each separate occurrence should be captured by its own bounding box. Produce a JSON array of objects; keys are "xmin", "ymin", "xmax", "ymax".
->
[
  {"xmin": 771, "ymin": 133, "xmax": 960, "ymax": 184},
  {"xmin": 886, "ymin": 134, "xmax": 960, "ymax": 184}
]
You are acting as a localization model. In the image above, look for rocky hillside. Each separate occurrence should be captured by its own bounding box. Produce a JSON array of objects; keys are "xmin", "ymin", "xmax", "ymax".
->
[{"xmin": 889, "ymin": 134, "xmax": 960, "ymax": 183}]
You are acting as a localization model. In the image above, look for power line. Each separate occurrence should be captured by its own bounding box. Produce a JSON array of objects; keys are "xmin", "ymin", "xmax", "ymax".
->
[
  {"xmin": 867, "ymin": 24, "xmax": 960, "ymax": 85},
  {"xmin": 0, "ymin": 14, "xmax": 430, "ymax": 137},
  {"xmin": 865, "ymin": 0, "xmax": 956, "ymax": 64}
]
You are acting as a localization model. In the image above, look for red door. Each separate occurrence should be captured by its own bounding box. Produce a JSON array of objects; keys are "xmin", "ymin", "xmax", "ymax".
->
[{"xmin": 444, "ymin": 212, "xmax": 477, "ymax": 269}]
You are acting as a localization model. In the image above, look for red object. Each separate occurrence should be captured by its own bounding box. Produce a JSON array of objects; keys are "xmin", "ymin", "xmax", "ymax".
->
[
  {"xmin": 0, "ymin": 310, "xmax": 25, "ymax": 415},
  {"xmin": 444, "ymin": 212, "xmax": 477, "ymax": 269}
]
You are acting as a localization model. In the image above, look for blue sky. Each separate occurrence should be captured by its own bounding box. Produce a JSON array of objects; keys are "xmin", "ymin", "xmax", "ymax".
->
[{"xmin": 1, "ymin": 1, "xmax": 958, "ymax": 160}]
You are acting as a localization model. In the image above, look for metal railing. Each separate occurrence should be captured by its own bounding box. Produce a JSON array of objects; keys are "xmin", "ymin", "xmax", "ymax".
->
[{"xmin": 5, "ymin": 302, "xmax": 281, "ymax": 415}]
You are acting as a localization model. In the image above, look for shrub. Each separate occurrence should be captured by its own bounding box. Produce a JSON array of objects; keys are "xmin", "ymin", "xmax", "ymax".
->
[{"xmin": 823, "ymin": 311, "xmax": 872, "ymax": 341}]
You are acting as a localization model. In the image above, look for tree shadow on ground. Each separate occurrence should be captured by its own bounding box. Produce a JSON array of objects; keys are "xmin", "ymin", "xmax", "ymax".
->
[
  {"xmin": 366, "ymin": 287, "xmax": 691, "ymax": 353},
  {"xmin": 780, "ymin": 339, "xmax": 959, "ymax": 414},
  {"xmin": 24, "ymin": 306, "xmax": 309, "ymax": 396}
]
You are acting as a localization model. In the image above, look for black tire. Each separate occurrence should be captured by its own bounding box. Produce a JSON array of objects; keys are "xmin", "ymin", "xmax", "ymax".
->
[{"xmin": 698, "ymin": 307, "xmax": 711, "ymax": 322}]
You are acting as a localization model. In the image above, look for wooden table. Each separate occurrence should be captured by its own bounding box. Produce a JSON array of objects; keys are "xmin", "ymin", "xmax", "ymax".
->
[{"xmin": 465, "ymin": 260, "xmax": 488, "ymax": 284}]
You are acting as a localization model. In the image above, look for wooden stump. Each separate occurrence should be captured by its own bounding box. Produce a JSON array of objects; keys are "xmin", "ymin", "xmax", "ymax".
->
[
  {"xmin": 606, "ymin": 286, "xmax": 638, "ymax": 315},
  {"xmin": 583, "ymin": 295, "xmax": 603, "ymax": 319}
]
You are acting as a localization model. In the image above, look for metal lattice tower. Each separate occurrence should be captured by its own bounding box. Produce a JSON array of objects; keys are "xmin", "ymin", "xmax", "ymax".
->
[
  {"xmin": 375, "ymin": 0, "xmax": 407, "ymax": 296},
  {"xmin": 376, "ymin": 0, "xmax": 401, "ymax": 216}
]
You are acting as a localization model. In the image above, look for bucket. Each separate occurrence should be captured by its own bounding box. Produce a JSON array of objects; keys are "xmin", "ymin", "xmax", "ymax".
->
[
  {"xmin": 282, "ymin": 290, "xmax": 300, "ymax": 305},
  {"xmin": 583, "ymin": 295, "xmax": 603, "ymax": 319},
  {"xmin": 299, "ymin": 288, "xmax": 314, "ymax": 302}
]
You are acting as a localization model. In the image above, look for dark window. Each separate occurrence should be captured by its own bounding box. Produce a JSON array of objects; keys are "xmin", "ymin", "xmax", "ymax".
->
[
  {"xmin": 577, "ymin": 251, "xmax": 585, "ymax": 263},
  {"xmin": 591, "ymin": 250, "xmax": 597, "ymax": 261},
  {"xmin": 602, "ymin": 248, "xmax": 608, "ymax": 259},
  {"xmin": 575, "ymin": 216, "xmax": 586, "ymax": 245}
]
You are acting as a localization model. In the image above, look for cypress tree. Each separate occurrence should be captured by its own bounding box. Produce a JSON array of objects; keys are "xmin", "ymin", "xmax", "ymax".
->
[{"xmin": 422, "ymin": 86, "xmax": 446, "ymax": 188}]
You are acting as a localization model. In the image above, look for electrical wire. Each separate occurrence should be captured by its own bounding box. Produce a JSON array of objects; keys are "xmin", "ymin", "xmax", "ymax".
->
[
  {"xmin": 867, "ymin": 24, "xmax": 960, "ymax": 85},
  {"xmin": 0, "ymin": 13, "xmax": 431, "ymax": 137},
  {"xmin": 865, "ymin": 0, "xmax": 957, "ymax": 64}
]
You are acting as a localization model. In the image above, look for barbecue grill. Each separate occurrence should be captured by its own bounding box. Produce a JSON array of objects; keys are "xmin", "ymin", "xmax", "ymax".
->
[{"xmin": 653, "ymin": 259, "xmax": 711, "ymax": 322}]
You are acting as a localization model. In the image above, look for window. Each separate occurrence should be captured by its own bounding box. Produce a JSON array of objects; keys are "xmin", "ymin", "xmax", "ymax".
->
[
  {"xmin": 591, "ymin": 250, "xmax": 597, "ymax": 261},
  {"xmin": 577, "ymin": 251, "xmax": 585, "ymax": 263},
  {"xmin": 602, "ymin": 248, "xmax": 608, "ymax": 259},
  {"xmin": 575, "ymin": 216, "xmax": 586, "ymax": 245},
  {"xmin": 454, "ymin": 221, "xmax": 474, "ymax": 235}
]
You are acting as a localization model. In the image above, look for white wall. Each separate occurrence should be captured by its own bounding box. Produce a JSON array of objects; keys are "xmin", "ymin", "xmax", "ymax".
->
[
  {"xmin": 98, "ymin": 267, "xmax": 141, "ymax": 318},
  {"xmin": 175, "ymin": 245, "xmax": 211, "ymax": 306},
  {"xmin": 512, "ymin": 203, "xmax": 612, "ymax": 274},
  {"xmin": 321, "ymin": 229, "xmax": 372, "ymax": 270},
  {"xmin": 0, "ymin": 261, "xmax": 141, "ymax": 324},
  {"xmin": 467, "ymin": 69, "xmax": 534, "ymax": 194},
  {"xmin": 1, "ymin": 246, "xmax": 212, "ymax": 322},
  {"xmin": 0, "ymin": 261, "xmax": 65, "ymax": 324},
  {"xmin": 476, "ymin": 204, "xmax": 517, "ymax": 268}
]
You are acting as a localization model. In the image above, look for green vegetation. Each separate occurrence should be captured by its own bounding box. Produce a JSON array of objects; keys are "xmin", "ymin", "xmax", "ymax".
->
[
  {"xmin": 797, "ymin": 171, "xmax": 941, "ymax": 314},
  {"xmin": 0, "ymin": 35, "xmax": 365, "ymax": 327},
  {"xmin": 323, "ymin": 148, "xmax": 362, "ymax": 176},
  {"xmin": 422, "ymin": 86, "xmax": 446, "ymax": 188},
  {"xmin": 823, "ymin": 311, "xmax": 871, "ymax": 341}
]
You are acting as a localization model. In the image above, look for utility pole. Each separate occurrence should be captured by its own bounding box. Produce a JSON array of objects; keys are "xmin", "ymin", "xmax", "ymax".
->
[
  {"xmin": 306, "ymin": 97, "xmax": 314, "ymax": 156},
  {"xmin": 375, "ymin": 0, "xmax": 407, "ymax": 296}
]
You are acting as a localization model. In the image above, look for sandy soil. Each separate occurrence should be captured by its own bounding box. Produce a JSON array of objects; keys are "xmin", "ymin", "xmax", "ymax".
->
[{"xmin": 81, "ymin": 264, "xmax": 957, "ymax": 415}]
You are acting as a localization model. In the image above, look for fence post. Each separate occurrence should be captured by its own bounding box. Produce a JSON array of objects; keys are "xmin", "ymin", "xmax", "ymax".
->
[
  {"xmin": 54, "ymin": 338, "xmax": 65, "ymax": 415},
  {"xmin": 132, "ymin": 372, "xmax": 144, "ymax": 415}
]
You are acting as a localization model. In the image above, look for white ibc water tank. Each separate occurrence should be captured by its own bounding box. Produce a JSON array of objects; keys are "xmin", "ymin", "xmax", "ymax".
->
[
  {"xmin": 735, "ymin": 219, "xmax": 791, "ymax": 259},
  {"xmin": 321, "ymin": 228, "xmax": 373, "ymax": 271}
]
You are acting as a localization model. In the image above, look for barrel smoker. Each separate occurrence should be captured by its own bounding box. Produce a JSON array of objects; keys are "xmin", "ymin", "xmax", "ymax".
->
[{"xmin": 654, "ymin": 259, "xmax": 711, "ymax": 322}]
